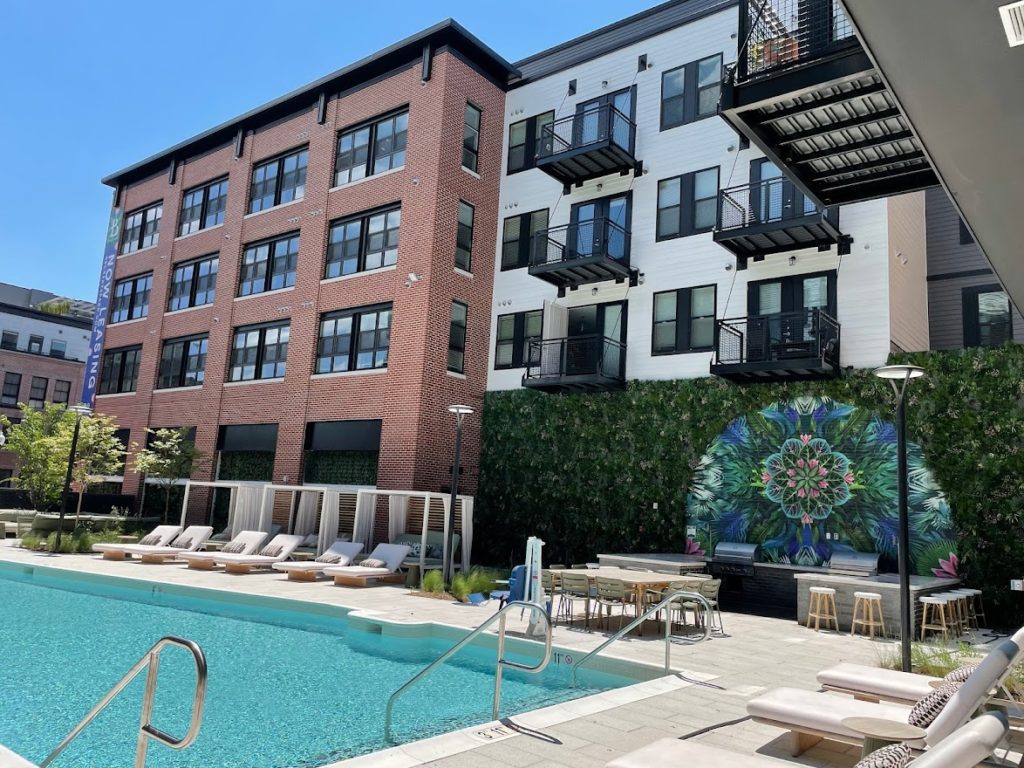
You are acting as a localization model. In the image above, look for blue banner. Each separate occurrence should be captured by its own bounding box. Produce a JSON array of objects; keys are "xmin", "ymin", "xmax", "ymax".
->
[{"xmin": 80, "ymin": 208, "xmax": 123, "ymax": 408}]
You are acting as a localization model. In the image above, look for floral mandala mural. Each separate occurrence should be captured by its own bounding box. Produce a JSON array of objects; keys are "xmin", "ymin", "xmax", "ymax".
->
[{"xmin": 686, "ymin": 396, "xmax": 957, "ymax": 575}]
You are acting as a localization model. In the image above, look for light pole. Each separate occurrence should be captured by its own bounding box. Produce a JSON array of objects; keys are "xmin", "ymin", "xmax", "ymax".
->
[
  {"xmin": 874, "ymin": 364, "xmax": 925, "ymax": 672},
  {"xmin": 54, "ymin": 404, "xmax": 92, "ymax": 554},
  {"xmin": 444, "ymin": 405, "xmax": 474, "ymax": 584}
]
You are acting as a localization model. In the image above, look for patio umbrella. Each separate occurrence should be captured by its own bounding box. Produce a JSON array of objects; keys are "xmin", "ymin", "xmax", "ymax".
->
[{"xmin": 524, "ymin": 536, "xmax": 547, "ymax": 638}]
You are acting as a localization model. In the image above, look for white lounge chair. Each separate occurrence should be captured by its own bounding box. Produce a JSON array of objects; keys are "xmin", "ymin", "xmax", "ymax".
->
[
  {"xmin": 208, "ymin": 533, "xmax": 306, "ymax": 574},
  {"xmin": 123, "ymin": 526, "xmax": 214, "ymax": 563},
  {"xmin": 746, "ymin": 638, "xmax": 1018, "ymax": 756},
  {"xmin": 323, "ymin": 543, "xmax": 410, "ymax": 587},
  {"xmin": 605, "ymin": 710, "xmax": 1009, "ymax": 768},
  {"xmin": 92, "ymin": 525, "xmax": 182, "ymax": 560},
  {"xmin": 178, "ymin": 530, "xmax": 268, "ymax": 570},
  {"xmin": 272, "ymin": 540, "xmax": 364, "ymax": 581}
]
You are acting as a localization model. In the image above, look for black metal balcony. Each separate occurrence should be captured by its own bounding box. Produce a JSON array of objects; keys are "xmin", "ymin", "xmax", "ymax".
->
[
  {"xmin": 714, "ymin": 178, "xmax": 848, "ymax": 267},
  {"xmin": 534, "ymin": 104, "xmax": 640, "ymax": 189},
  {"xmin": 720, "ymin": 0, "xmax": 936, "ymax": 207},
  {"xmin": 529, "ymin": 218, "xmax": 637, "ymax": 297},
  {"xmin": 522, "ymin": 335, "xmax": 626, "ymax": 394},
  {"xmin": 710, "ymin": 308, "xmax": 840, "ymax": 382}
]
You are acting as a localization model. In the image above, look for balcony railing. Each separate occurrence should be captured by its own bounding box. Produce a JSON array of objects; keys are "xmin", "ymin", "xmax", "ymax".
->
[
  {"xmin": 523, "ymin": 335, "xmax": 626, "ymax": 393},
  {"xmin": 711, "ymin": 308, "xmax": 840, "ymax": 381},
  {"xmin": 534, "ymin": 104, "xmax": 638, "ymax": 187},
  {"xmin": 529, "ymin": 218, "xmax": 634, "ymax": 294}
]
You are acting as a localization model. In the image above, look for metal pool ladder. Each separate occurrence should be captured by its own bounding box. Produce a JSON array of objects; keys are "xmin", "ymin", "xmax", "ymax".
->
[
  {"xmin": 570, "ymin": 590, "xmax": 712, "ymax": 686},
  {"xmin": 40, "ymin": 636, "xmax": 207, "ymax": 768},
  {"xmin": 384, "ymin": 600, "xmax": 553, "ymax": 744}
]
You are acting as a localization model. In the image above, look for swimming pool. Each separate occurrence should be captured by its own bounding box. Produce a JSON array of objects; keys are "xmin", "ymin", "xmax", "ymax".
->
[{"xmin": 0, "ymin": 562, "xmax": 650, "ymax": 767}]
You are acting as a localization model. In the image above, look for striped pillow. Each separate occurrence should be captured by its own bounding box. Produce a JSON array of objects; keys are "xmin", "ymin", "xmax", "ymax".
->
[
  {"xmin": 361, "ymin": 558, "xmax": 387, "ymax": 568},
  {"xmin": 170, "ymin": 536, "xmax": 192, "ymax": 550},
  {"xmin": 943, "ymin": 663, "xmax": 979, "ymax": 683},
  {"xmin": 221, "ymin": 541, "xmax": 246, "ymax": 554},
  {"xmin": 315, "ymin": 552, "xmax": 344, "ymax": 564},
  {"xmin": 853, "ymin": 743, "xmax": 911, "ymax": 768},
  {"xmin": 908, "ymin": 681, "xmax": 961, "ymax": 728},
  {"xmin": 138, "ymin": 534, "xmax": 162, "ymax": 546},
  {"xmin": 259, "ymin": 544, "xmax": 284, "ymax": 558}
]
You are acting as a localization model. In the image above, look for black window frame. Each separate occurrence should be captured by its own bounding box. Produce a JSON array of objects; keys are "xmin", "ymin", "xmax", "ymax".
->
[
  {"xmin": 652, "ymin": 285, "xmax": 718, "ymax": 355},
  {"xmin": 507, "ymin": 110, "xmax": 555, "ymax": 174},
  {"xmin": 99, "ymin": 345, "xmax": 142, "ymax": 395},
  {"xmin": 110, "ymin": 272, "xmax": 153, "ymax": 324},
  {"xmin": 334, "ymin": 108, "xmax": 409, "ymax": 187},
  {"xmin": 494, "ymin": 309, "xmax": 543, "ymax": 370},
  {"xmin": 53, "ymin": 379, "xmax": 71, "ymax": 405},
  {"xmin": 447, "ymin": 301, "xmax": 468, "ymax": 374},
  {"xmin": 157, "ymin": 334, "xmax": 209, "ymax": 390},
  {"xmin": 324, "ymin": 205, "xmax": 401, "ymax": 279},
  {"xmin": 27, "ymin": 335, "xmax": 43, "ymax": 354},
  {"xmin": 179, "ymin": 176, "xmax": 229, "ymax": 236},
  {"xmin": 455, "ymin": 201, "xmax": 475, "ymax": 272},
  {"xmin": 660, "ymin": 53, "xmax": 723, "ymax": 131},
  {"xmin": 49, "ymin": 339, "xmax": 67, "ymax": 358},
  {"xmin": 656, "ymin": 166, "xmax": 720, "ymax": 240},
  {"xmin": 501, "ymin": 208, "xmax": 549, "ymax": 272},
  {"xmin": 228, "ymin": 322, "xmax": 290, "ymax": 382},
  {"xmin": 168, "ymin": 253, "xmax": 219, "ymax": 311},
  {"xmin": 28, "ymin": 376, "xmax": 48, "ymax": 409},
  {"xmin": 963, "ymin": 284, "xmax": 1013, "ymax": 347},
  {"xmin": 247, "ymin": 147, "xmax": 308, "ymax": 214},
  {"xmin": 1, "ymin": 372, "xmax": 21, "ymax": 406},
  {"xmin": 0, "ymin": 331, "xmax": 16, "ymax": 351},
  {"xmin": 238, "ymin": 233, "xmax": 300, "ymax": 297},
  {"xmin": 462, "ymin": 102, "xmax": 481, "ymax": 173},
  {"xmin": 315, "ymin": 303, "xmax": 393, "ymax": 374},
  {"xmin": 121, "ymin": 201, "xmax": 163, "ymax": 254}
]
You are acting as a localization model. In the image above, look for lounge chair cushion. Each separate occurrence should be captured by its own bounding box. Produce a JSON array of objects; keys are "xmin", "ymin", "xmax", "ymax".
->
[
  {"xmin": 853, "ymin": 743, "xmax": 911, "ymax": 768},
  {"xmin": 138, "ymin": 534, "xmax": 161, "ymax": 546},
  {"xmin": 362, "ymin": 557, "xmax": 386, "ymax": 568},
  {"xmin": 315, "ymin": 552, "xmax": 343, "ymax": 564},
  {"xmin": 944, "ymin": 664, "xmax": 979, "ymax": 683},
  {"xmin": 817, "ymin": 664, "xmax": 938, "ymax": 703},
  {"xmin": 222, "ymin": 541, "xmax": 246, "ymax": 554},
  {"xmin": 260, "ymin": 544, "xmax": 284, "ymax": 558},
  {"xmin": 747, "ymin": 687, "xmax": 914, "ymax": 743},
  {"xmin": 908, "ymin": 682, "xmax": 961, "ymax": 728}
]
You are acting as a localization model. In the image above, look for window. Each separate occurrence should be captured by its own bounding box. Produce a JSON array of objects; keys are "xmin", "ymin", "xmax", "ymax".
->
[
  {"xmin": 325, "ymin": 206, "xmax": 401, "ymax": 279},
  {"xmin": 28, "ymin": 377, "xmax": 47, "ymax": 409},
  {"xmin": 1, "ymin": 372, "xmax": 20, "ymax": 406},
  {"xmin": 1, "ymin": 331, "xmax": 17, "ymax": 351},
  {"xmin": 53, "ymin": 380, "xmax": 71, "ymax": 405},
  {"xmin": 169, "ymin": 254, "xmax": 218, "ymax": 311},
  {"xmin": 238, "ymin": 233, "xmax": 299, "ymax": 296},
  {"xmin": 447, "ymin": 301, "xmax": 467, "ymax": 373},
  {"xmin": 229, "ymin": 323, "xmax": 289, "ymax": 382},
  {"xmin": 27, "ymin": 335, "xmax": 43, "ymax": 354},
  {"xmin": 501, "ymin": 209, "xmax": 548, "ymax": 271},
  {"xmin": 963, "ymin": 285, "xmax": 1013, "ymax": 347},
  {"xmin": 495, "ymin": 310, "xmax": 542, "ymax": 369},
  {"xmin": 463, "ymin": 103, "xmax": 481, "ymax": 173},
  {"xmin": 179, "ymin": 177, "xmax": 229, "ymax": 235},
  {"xmin": 121, "ymin": 202, "xmax": 162, "ymax": 253},
  {"xmin": 653, "ymin": 285, "xmax": 717, "ymax": 354},
  {"xmin": 49, "ymin": 339, "xmax": 66, "ymax": 358},
  {"xmin": 455, "ymin": 201, "xmax": 475, "ymax": 272},
  {"xmin": 158, "ymin": 335, "xmax": 208, "ymax": 389},
  {"xmin": 959, "ymin": 219, "xmax": 974, "ymax": 245},
  {"xmin": 334, "ymin": 109, "xmax": 408, "ymax": 186},
  {"xmin": 110, "ymin": 273, "xmax": 153, "ymax": 323},
  {"xmin": 248, "ymin": 148, "xmax": 308, "ymax": 213},
  {"xmin": 99, "ymin": 346, "xmax": 142, "ymax": 395},
  {"xmin": 315, "ymin": 304, "xmax": 392, "ymax": 374},
  {"xmin": 656, "ymin": 167, "xmax": 719, "ymax": 240},
  {"xmin": 660, "ymin": 54, "xmax": 723, "ymax": 130},
  {"xmin": 507, "ymin": 111, "xmax": 554, "ymax": 173}
]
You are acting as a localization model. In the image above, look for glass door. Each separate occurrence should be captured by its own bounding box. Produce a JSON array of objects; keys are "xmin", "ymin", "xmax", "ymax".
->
[
  {"xmin": 748, "ymin": 273, "xmax": 836, "ymax": 360},
  {"xmin": 755, "ymin": 162, "xmax": 786, "ymax": 223},
  {"xmin": 566, "ymin": 302, "xmax": 626, "ymax": 377},
  {"xmin": 601, "ymin": 303, "xmax": 625, "ymax": 378},
  {"xmin": 575, "ymin": 89, "xmax": 633, "ymax": 148},
  {"xmin": 570, "ymin": 195, "xmax": 629, "ymax": 261}
]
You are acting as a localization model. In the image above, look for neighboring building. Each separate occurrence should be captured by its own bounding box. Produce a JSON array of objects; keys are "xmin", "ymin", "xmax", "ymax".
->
[
  {"xmin": 925, "ymin": 188, "xmax": 1020, "ymax": 350},
  {"xmin": 0, "ymin": 283, "xmax": 94, "ymax": 483}
]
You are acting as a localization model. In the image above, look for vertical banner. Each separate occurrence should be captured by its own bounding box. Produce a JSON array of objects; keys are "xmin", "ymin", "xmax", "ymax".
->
[{"xmin": 80, "ymin": 207, "xmax": 122, "ymax": 408}]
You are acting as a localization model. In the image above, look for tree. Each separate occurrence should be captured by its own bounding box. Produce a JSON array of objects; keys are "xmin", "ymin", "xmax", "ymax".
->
[
  {"xmin": 70, "ymin": 412, "xmax": 126, "ymax": 525},
  {"xmin": 0, "ymin": 404, "xmax": 72, "ymax": 509},
  {"xmin": 133, "ymin": 428, "xmax": 204, "ymax": 523}
]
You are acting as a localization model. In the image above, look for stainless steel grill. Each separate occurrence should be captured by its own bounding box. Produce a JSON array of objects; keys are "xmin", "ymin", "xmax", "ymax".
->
[
  {"xmin": 709, "ymin": 542, "xmax": 760, "ymax": 576},
  {"xmin": 828, "ymin": 551, "xmax": 880, "ymax": 576}
]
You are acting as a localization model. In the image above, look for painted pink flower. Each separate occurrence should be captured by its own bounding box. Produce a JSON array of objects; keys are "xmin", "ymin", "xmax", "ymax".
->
[
  {"xmin": 845, "ymin": 473, "xmax": 855, "ymax": 485},
  {"xmin": 931, "ymin": 552, "xmax": 959, "ymax": 579},
  {"xmin": 763, "ymin": 436, "xmax": 853, "ymax": 522},
  {"xmin": 819, "ymin": 480, "xmax": 829, "ymax": 488},
  {"xmin": 797, "ymin": 488, "xmax": 805, "ymax": 498},
  {"xmin": 684, "ymin": 537, "xmax": 706, "ymax": 557},
  {"xmin": 809, "ymin": 459, "xmax": 818, "ymax": 469},
  {"xmin": 761, "ymin": 472, "xmax": 771, "ymax": 483},
  {"xmin": 797, "ymin": 458, "xmax": 805, "ymax": 469},
  {"xmin": 810, "ymin": 488, "xmax": 820, "ymax": 498},
  {"xmin": 788, "ymin": 480, "xmax": 796, "ymax": 487},
  {"xmin": 787, "ymin": 469, "xmax": 796, "ymax": 477},
  {"xmin": 800, "ymin": 434, "xmax": 812, "ymax": 445}
]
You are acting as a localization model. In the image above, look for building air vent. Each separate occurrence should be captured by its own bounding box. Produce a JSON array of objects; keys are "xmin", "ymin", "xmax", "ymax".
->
[{"xmin": 999, "ymin": 1, "xmax": 1024, "ymax": 47}]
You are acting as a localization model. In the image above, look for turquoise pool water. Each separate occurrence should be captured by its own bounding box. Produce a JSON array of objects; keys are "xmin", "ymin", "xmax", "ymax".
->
[{"xmin": 0, "ymin": 563, "xmax": 643, "ymax": 767}]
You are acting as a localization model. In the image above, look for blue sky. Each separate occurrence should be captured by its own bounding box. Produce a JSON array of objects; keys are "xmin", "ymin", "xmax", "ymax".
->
[{"xmin": 0, "ymin": 0, "xmax": 654, "ymax": 301}]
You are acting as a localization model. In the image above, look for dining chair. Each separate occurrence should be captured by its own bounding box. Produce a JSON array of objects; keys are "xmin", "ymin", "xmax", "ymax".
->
[{"xmin": 558, "ymin": 572, "xmax": 592, "ymax": 629}]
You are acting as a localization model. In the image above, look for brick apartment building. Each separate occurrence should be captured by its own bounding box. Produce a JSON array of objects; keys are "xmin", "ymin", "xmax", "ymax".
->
[{"xmin": 95, "ymin": 23, "xmax": 515, "ymax": 531}]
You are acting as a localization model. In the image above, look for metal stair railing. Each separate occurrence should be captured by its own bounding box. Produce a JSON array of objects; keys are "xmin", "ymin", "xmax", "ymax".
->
[
  {"xmin": 40, "ymin": 636, "xmax": 207, "ymax": 768},
  {"xmin": 384, "ymin": 600, "xmax": 553, "ymax": 744},
  {"xmin": 571, "ymin": 590, "xmax": 713, "ymax": 686}
]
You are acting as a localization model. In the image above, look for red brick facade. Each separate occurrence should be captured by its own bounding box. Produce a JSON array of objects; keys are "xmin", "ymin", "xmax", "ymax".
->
[{"xmin": 96, "ymin": 50, "xmax": 506, "ymax": 540}]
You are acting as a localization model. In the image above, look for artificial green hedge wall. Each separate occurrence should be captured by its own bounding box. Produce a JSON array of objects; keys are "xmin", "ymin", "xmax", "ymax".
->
[{"xmin": 477, "ymin": 345, "xmax": 1024, "ymax": 623}]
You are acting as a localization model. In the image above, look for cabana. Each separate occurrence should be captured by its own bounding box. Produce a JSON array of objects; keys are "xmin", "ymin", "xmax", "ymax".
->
[
  {"xmin": 257, "ymin": 483, "xmax": 348, "ymax": 555},
  {"xmin": 352, "ymin": 489, "xmax": 473, "ymax": 578},
  {"xmin": 179, "ymin": 480, "xmax": 269, "ymax": 538}
]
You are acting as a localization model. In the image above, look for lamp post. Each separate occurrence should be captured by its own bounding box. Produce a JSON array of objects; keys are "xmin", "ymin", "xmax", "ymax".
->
[
  {"xmin": 54, "ymin": 404, "xmax": 92, "ymax": 554},
  {"xmin": 874, "ymin": 364, "xmax": 925, "ymax": 672},
  {"xmin": 444, "ymin": 405, "xmax": 474, "ymax": 584}
]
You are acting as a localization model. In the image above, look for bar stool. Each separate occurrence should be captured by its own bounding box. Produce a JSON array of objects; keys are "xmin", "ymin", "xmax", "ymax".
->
[
  {"xmin": 807, "ymin": 586, "xmax": 838, "ymax": 631},
  {"xmin": 850, "ymin": 591, "xmax": 886, "ymax": 638},
  {"xmin": 936, "ymin": 591, "xmax": 968, "ymax": 636},
  {"xmin": 920, "ymin": 595, "xmax": 951, "ymax": 641},
  {"xmin": 952, "ymin": 588, "xmax": 985, "ymax": 629}
]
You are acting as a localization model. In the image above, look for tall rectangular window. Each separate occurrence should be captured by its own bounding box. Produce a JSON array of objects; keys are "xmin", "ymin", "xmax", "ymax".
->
[
  {"xmin": 1, "ymin": 372, "xmax": 21, "ymax": 406},
  {"xmin": 168, "ymin": 254, "xmax": 218, "ymax": 311},
  {"xmin": 99, "ymin": 346, "xmax": 142, "ymax": 395},
  {"xmin": 455, "ymin": 201, "xmax": 475, "ymax": 272},
  {"xmin": 660, "ymin": 54, "xmax": 723, "ymax": 130},
  {"xmin": 27, "ymin": 335, "xmax": 43, "ymax": 354},
  {"xmin": 49, "ymin": 339, "xmax": 66, "ymax": 358},
  {"xmin": 325, "ymin": 206, "xmax": 400, "ymax": 279},
  {"xmin": 0, "ymin": 331, "xmax": 16, "ymax": 350},
  {"xmin": 656, "ymin": 167, "xmax": 719, "ymax": 240},
  {"xmin": 462, "ymin": 103, "xmax": 481, "ymax": 173},
  {"xmin": 158, "ymin": 335, "xmax": 208, "ymax": 389},
  {"xmin": 53, "ymin": 379, "xmax": 71, "ymax": 405},
  {"xmin": 447, "ymin": 301, "xmax": 467, "ymax": 374},
  {"xmin": 963, "ymin": 286, "xmax": 1013, "ymax": 347},
  {"xmin": 653, "ymin": 285, "xmax": 717, "ymax": 354},
  {"xmin": 238, "ymin": 234, "xmax": 299, "ymax": 296},
  {"xmin": 248, "ymin": 147, "xmax": 308, "ymax": 213},
  {"xmin": 179, "ymin": 177, "xmax": 229, "ymax": 235},
  {"xmin": 501, "ymin": 209, "xmax": 548, "ymax": 271},
  {"xmin": 507, "ymin": 111, "xmax": 554, "ymax": 173},
  {"xmin": 494, "ymin": 310, "xmax": 542, "ymax": 369},
  {"xmin": 121, "ymin": 202, "xmax": 162, "ymax": 253},
  {"xmin": 229, "ymin": 323, "xmax": 289, "ymax": 382},
  {"xmin": 28, "ymin": 377, "xmax": 47, "ymax": 409},
  {"xmin": 315, "ymin": 304, "xmax": 392, "ymax": 374},
  {"xmin": 334, "ymin": 109, "xmax": 408, "ymax": 186},
  {"xmin": 110, "ymin": 273, "xmax": 153, "ymax": 323}
]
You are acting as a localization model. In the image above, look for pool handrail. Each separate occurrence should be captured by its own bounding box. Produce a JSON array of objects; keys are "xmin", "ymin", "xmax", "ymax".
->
[
  {"xmin": 384, "ymin": 599, "xmax": 553, "ymax": 744},
  {"xmin": 40, "ymin": 635, "xmax": 207, "ymax": 768}
]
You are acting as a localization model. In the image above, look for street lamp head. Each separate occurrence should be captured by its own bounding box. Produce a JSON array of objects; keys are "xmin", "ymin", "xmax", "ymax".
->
[
  {"xmin": 68, "ymin": 404, "xmax": 93, "ymax": 416},
  {"xmin": 447, "ymin": 405, "xmax": 474, "ymax": 417},
  {"xmin": 873, "ymin": 365, "xmax": 926, "ymax": 381}
]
